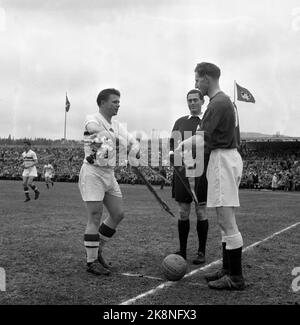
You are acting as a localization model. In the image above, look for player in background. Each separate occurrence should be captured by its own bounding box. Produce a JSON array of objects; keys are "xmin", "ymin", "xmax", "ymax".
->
[
  {"xmin": 43, "ymin": 162, "xmax": 55, "ymax": 189},
  {"xmin": 21, "ymin": 141, "xmax": 40, "ymax": 202},
  {"xmin": 78, "ymin": 88, "xmax": 140, "ymax": 276},
  {"xmin": 170, "ymin": 89, "xmax": 209, "ymax": 264},
  {"xmin": 252, "ymin": 170, "xmax": 260, "ymax": 190}
]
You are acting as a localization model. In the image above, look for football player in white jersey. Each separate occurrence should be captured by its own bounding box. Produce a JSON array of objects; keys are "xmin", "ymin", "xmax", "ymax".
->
[
  {"xmin": 78, "ymin": 88, "xmax": 140, "ymax": 276},
  {"xmin": 22, "ymin": 141, "xmax": 40, "ymax": 202},
  {"xmin": 43, "ymin": 162, "xmax": 55, "ymax": 189}
]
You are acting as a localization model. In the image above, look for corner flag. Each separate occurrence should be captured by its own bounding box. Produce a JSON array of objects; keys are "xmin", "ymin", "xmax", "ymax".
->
[
  {"xmin": 65, "ymin": 94, "xmax": 70, "ymax": 112},
  {"xmin": 236, "ymin": 83, "xmax": 255, "ymax": 103}
]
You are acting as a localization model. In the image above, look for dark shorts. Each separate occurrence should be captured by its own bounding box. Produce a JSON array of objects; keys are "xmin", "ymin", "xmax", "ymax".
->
[{"xmin": 172, "ymin": 154, "xmax": 208, "ymax": 205}]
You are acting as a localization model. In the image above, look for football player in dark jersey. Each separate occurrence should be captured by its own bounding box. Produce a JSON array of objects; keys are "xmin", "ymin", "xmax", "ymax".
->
[{"xmin": 176, "ymin": 63, "xmax": 245, "ymax": 290}]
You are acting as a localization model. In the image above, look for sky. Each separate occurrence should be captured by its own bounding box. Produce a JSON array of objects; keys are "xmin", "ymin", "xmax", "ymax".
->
[{"xmin": 0, "ymin": 0, "xmax": 300, "ymax": 140}]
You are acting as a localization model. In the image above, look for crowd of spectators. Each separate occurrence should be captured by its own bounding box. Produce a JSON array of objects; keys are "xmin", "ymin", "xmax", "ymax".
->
[
  {"xmin": 1, "ymin": 141, "xmax": 300, "ymax": 191},
  {"xmin": 239, "ymin": 142, "xmax": 300, "ymax": 191}
]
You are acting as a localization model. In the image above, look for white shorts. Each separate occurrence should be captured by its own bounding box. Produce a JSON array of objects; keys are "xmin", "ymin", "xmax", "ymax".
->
[
  {"xmin": 45, "ymin": 172, "xmax": 53, "ymax": 179},
  {"xmin": 78, "ymin": 163, "xmax": 122, "ymax": 202},
  {"xmin": 22, "ymin": 166, "xmax": 38, "ymax": 178},
  {"xmin": 206, "ymin": 148, "xmax": 243, "ymax": 208}
]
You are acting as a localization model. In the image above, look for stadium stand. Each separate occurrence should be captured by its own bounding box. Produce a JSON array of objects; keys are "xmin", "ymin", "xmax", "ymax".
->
[{"xmin": 0, "ymin": 138, "xmax": 299, "ymax": 190}]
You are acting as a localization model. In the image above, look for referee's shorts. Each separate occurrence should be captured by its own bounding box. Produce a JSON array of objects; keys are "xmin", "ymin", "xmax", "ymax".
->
[{"xmin": 172, "ymin": 155, "xmax": 209, "ymax": 205}]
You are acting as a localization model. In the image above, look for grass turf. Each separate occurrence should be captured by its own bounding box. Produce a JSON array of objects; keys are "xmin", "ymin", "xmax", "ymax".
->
[{"xmin": 0, "ymin": 180, "xmax": 299, "ymax": 305}]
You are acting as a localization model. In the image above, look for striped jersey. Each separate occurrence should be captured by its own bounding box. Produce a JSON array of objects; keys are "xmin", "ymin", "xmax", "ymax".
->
[
  {"xmin": 83, "ymin": 112, "xmax": 136, "ymax": 168},
  {"xmin": 22, "ymin": 149, "xmax": 37, "ymax": 168}
]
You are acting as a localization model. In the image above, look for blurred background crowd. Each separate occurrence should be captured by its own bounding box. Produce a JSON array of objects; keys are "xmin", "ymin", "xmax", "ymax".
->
[{"xmin": 1, "ymin": 139, "xmax": 300, "ymax": 191}]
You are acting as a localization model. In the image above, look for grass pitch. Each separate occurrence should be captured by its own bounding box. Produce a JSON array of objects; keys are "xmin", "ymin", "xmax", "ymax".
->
[{"xmin": 0, "ymin": 180, "xmax": 299, "ymax": 305}]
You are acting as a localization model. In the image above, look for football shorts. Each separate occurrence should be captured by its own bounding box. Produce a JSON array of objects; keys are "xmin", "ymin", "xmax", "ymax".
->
[
  {"xmin": 78, "ymin": 163, "xmax": 122, "ymax": 202},
  {"xmin": 206, "ymin": 148, "xmax": 243, "ymax": 207},
  {"xmin": 22, "ymin": 166, "xmax": 38, "ymax": 177},
  {"xmin": 172, "ymin": 154, "xmax": 209, "ymax": 205},
  {"xmin": 44, "ymin": 172, "xmax": 53, "ymax": 178}
]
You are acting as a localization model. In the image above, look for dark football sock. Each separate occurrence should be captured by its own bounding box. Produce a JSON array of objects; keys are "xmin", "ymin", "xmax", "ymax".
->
[
  {"xmin": 99, "ymin": 223, "xmax": 116, "ymax": 238},
  {"xmin": 24, "ymin": 186, "xmax": 30, "ymax": 199},
  {"xmin": 227, "ymin": 247, "xmax": 243, "ymax": 276},
  {"xmin": 222, "ymin": 242, "xmax": 229, "ymax": 271},
  {"xmin": 98, "ymin": 223, "xmax": 116, "ymax": 252},
  {"xmin": 178, "ymin": 219, "xmax": 190, "ymax": 257},
  {"xmin": 196, "ymin": 219, "xmax": 208, "ymax": 255}
]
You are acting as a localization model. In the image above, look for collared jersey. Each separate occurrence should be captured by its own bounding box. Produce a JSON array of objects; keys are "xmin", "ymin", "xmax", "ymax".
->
[
  {"xmin": 170, "ymin": 115, "xmax": 201, "ymax": 151},
  {"xmin": 83, "ymin": 112, "xmax": 136, "ymax": 168},
  {"xmin": 199, "ymin": 91, "xmax": 240, "ymax": 150},
  {"xmin": 22, "ymin": 149, "xmax": 37, "ymax": 168},
  {"xmin": 44, "ymin": 164, "xmax": 54, "ymax": 174}
]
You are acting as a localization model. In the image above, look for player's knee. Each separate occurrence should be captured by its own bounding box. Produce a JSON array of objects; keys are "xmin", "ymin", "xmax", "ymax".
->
[
  {"xmin": 197, "ymin": 214, "xmax": 207, "ymax": 221},
  {"xmin": 196, "ymin": 205, "xmax": 207, "ymax": 221},
  {"xmin": 88, "ymin": 210, "xmax": 101, "ymax": 225},
  {"xmin": 179, "ymin": 213, "xmax": 189, "ymax": 221},
  {"xmin": 179, "ymin": 208, "xmax": 190, "ymax": 220},
  {"xmin": 217, "ymin": 220, "xmax": 238, "ymax": 236},
  {"xmin": 179, "ymin": 204, "xmax": 190, "ymax": 220}
]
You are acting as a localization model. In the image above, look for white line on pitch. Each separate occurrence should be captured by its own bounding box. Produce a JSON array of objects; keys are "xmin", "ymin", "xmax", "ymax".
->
[
  {"xmin": 120, "ymin": 221, "xmax": 300, "ymax": 305},
  {"xmin": 121, "ymin": 273, "xmax": 164, "ymax": 281},
  {"xmin": 187, "ymin": 283, "xmax": 208, "ymax": 288}
]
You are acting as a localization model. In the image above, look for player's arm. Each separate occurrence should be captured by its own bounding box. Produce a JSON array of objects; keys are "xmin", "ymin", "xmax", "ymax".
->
[
  {"xmin": 20, "ymin": 155, "xmax": 24, "ymax": 166},
  {"xmin": 84, "ymin": 121, "xmax": 108, "ymax": 152},
  {"xmin": 32, "ymin": 153, "xmax": 38, "ymax": 167},
  {"xmin": 175, "ymin": 105, "xmax": 224, "ymax": 153},
  {"xmin": 85, "ymin": 121, "xmax": 103, "ymax": 135},
  {"xmin": 174, "ymin": 133, "xmax": 204, "ymax": 151}
]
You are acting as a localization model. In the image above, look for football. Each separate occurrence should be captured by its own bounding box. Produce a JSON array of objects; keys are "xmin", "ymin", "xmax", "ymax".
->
[{"xmin": 162, "ymin": 254, "xmax": 187, "ymax": 281}]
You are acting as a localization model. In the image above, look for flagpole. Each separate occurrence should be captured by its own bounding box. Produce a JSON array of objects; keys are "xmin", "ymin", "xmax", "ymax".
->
[
  {"xmin": 234, "ymin": 80, "xmax": 236, "ymax": 104},
  {"xmin": 64, "ymin": 92, "xmax": 67, "ymax": 140}
]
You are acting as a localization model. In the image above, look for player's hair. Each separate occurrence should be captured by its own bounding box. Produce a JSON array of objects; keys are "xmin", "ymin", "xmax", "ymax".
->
[
  {"xmin": 96, "ymin": 88, "xmax": 120, "ymax": 107},
  {"xmin": 24, "ymin": 141, "xmax": 31, "ymax": 146},
  {"xmin": 194, "ymin": 62, "xmax": 221, "ymax": 79},
  {"xmin": 187, "ymin": 89, "xmax": 204, "ymax": 101}
]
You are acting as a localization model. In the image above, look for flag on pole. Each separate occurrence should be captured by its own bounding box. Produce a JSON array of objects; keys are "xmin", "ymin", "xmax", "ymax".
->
[
  {"xmin": 236, "ymin": 83, "xmax": 255, "ymax": 103},
  {"xmin": 65, "ymin": 94, "xmax": 70, "ymax": 112}
]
